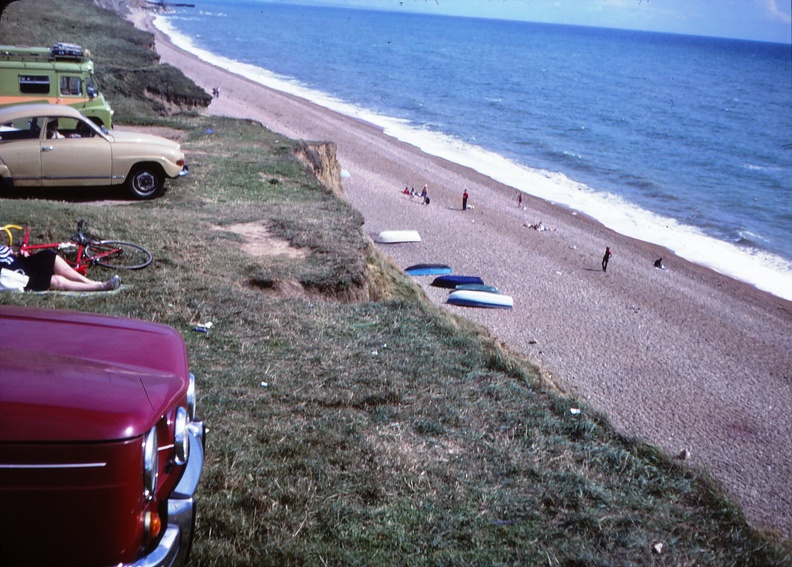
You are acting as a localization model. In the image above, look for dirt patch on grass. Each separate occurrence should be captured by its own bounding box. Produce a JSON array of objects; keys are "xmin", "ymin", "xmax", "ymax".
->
[
  {"xmin": 218, "ymin": 221, "xmax": 308, "ymax": 259},
  {"xmin": 216, "ymin": 221, "xmax": 321, "ymax": 300}
]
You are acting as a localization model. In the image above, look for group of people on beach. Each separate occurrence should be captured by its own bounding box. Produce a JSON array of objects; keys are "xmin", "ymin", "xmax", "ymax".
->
[
  {"xmin": 398, "ymin": 183, "xmax": 665, "ymax": 277},
  {"xmin": 526, "ymin": 221, "xmax": 556, "ymax": 232},
  {"xmin": 400, "ymin": 183, "xmax": 473, "ymax": 211},
  {"xmin": 404, "ymin": 184, "xmax": 431, "ymax": 205}
]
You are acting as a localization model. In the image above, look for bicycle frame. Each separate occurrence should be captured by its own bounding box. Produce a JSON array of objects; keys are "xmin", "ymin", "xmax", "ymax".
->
[{"xmin": 16, "ymin": 225, "xmax": 91, "ymax": 276}]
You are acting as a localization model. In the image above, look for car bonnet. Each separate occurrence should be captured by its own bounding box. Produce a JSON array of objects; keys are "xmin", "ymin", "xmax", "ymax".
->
[{"xmin": 0, "ymin": 306, "xmax": 190, "ymax": 442}]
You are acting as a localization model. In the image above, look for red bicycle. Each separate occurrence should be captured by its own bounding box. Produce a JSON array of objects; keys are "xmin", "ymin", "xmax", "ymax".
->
[{"xmin": 2, "ymin": 220, "xmax": 152, "ymax": 276}]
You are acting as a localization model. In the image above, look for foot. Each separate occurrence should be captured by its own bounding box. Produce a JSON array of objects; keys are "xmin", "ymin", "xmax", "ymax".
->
[{"xmin": 105, "ymin": 275, "xmax": 121, "ymax": 291}]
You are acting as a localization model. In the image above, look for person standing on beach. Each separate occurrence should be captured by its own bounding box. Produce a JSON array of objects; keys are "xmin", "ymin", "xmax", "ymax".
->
[
  {"xmin": 421, "ymin": 184, "xmax": 428, "ymax": 204},
  {"xmin": 462, "ymin": 189, "xmax": 469, "ymax": 211},
  {"xmin": 602, "ymin": 247, "xmax": 612, "ymax": 272},
  {"xmin": 517, "ymin": 192, "xmax": 523, "ymax": 208}
]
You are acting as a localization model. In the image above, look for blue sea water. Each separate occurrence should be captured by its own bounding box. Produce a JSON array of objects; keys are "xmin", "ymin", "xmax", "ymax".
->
[{"xmin": 155, "ymin": 1, "xmax": 792, "ymax": 300}]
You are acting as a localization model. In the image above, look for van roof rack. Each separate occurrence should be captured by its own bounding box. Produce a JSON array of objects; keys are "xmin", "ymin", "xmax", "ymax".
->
[{"xmin": 0, "ymin": 43, "xmax": 87, "ymax": 62}]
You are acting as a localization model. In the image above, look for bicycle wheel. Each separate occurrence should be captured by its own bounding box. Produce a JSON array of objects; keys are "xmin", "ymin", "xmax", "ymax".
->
[{"xmin": 84, "ymin": 240, "xmax": 153, "ymax": 270}]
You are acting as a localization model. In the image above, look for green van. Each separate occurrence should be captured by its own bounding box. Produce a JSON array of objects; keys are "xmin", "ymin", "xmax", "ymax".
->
[{"xmin": 0, "ymin": 42, "xmax": 113, "ymax": 128}]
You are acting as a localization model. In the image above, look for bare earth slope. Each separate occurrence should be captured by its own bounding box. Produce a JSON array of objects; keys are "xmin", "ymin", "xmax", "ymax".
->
[{"xmin": 132, "ymin": 12, "xmax": 792, "ymax": 538}]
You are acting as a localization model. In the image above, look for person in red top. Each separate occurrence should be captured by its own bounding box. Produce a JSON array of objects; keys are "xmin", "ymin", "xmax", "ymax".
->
[
  {"xmin": 602, "ymin": 246, "xmax": 612, "ymax": 272},
  {"xmin": 462, "ymin": 189, "xmax": 469, "ymax": 210}
]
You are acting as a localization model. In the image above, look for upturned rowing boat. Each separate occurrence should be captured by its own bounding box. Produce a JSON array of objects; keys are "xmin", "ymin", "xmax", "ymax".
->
[
  {"xmin": 447, "ymin": 290, "xmax": 513, "ymax": 309},
  {"xmin": 375, "ymin": 230, "xmax": 421, "ymax": 243},
  {"xmin": 405, "ymin": 263, "xmax": 452, "ymax": 276},
  {"xmin": 430, "ymin": 275, "xmax": 484, "ymax": 289}
]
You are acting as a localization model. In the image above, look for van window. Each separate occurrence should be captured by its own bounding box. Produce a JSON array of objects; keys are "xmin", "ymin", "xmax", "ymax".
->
[
  {"xmin": 60, "ymin": 76, "xmax": 82, "ymax": 96},
  {"xmin": 19, "ymin": 75, "xmax": 50, "ymax": 95},
  {"xmin": 85, "ymin": 74, "xmax": 99, "ymax": 95}
]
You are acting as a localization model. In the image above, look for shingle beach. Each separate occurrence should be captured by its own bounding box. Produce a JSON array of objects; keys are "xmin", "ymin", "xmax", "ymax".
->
[{"xmin": 132, "ymin": 11, "xmax": 792, "ymax": 538}]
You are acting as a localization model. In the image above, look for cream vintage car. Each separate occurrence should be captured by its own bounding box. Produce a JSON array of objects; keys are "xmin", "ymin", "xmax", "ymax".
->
[{"xmin": 0, "ymin": 104, "xmax": 187, "ymax": 199}]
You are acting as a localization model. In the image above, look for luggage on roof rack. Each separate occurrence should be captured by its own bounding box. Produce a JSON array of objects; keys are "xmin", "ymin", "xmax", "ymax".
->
[{"xmin": 50, "ymin": 42, "xmax": 84, "ymax": 59}]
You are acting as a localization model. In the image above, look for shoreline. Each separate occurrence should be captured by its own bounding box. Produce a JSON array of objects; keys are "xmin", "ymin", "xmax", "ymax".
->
[
  {"xmin": 130, "ymin": 9, "xmax": 792, "ymax": 538},
  {"xmin": 150, "ymin": 12, "xmax": 792, "ymax": 304}
]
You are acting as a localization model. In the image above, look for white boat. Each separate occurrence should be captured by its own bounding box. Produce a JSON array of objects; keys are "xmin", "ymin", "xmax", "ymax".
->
[
  {"xmin": 376, "ymin": 230, "xmax": 421, "ymax": 243},
  {"xmin": 447, "ymin": 290, "xmax": 513, "ymax": 309}
]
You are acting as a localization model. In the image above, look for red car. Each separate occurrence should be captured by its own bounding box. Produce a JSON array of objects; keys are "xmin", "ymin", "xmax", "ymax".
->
[{"xmin": 0, "ymin": 305, "xmax": 205, "ymax": 567}]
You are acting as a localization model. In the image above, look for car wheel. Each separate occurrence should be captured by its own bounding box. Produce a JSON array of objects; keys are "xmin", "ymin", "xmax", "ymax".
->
[
  {"xmin": 126, "ymin": 164, "xmax": 165, "ymax": 200},
  {"xmin": 0, "ymin": 177, "xmax": 16, "ymax": 196}
]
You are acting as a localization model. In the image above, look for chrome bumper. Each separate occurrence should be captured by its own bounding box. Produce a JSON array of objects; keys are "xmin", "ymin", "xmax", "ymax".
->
[
  {"xmin": 126, "ymin": 420, "xmax": 205, "ymax": 567},
  {"xmin": 177, "ymin": 165, "xmax": 189, "ymax": 177}
]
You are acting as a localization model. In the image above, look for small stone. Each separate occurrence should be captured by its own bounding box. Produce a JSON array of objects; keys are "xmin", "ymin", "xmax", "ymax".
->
[
  {"xmin": 676, "ymin": 448, "xmax": 690, "ymax": 460},
  {"xmin": 652, "ymin": 542, "xmax": 663, "ymax": 554}
]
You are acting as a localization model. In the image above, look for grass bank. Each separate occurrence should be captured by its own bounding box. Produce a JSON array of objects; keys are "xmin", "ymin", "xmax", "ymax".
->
[{"xmin": 1, "ymin": 1, "xmax": 790, "ymax": 565}]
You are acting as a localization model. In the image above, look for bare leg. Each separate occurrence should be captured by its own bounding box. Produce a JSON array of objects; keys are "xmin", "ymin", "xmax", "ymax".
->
[
  {"xmin": 49, "ymin": 256, "xmax": 120, "ymax": 291},
  {"xmin": 52, "ymin": 255, "xmax": 97, "ymax": 284},
  {"xmin": 49, "ymin": 275, "xmax": 116, "ymax": 292}
]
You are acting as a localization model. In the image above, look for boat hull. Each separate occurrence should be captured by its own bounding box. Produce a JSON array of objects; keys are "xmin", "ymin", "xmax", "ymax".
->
[
  {"xmin": 447, "ymin": 290, "xmax": 513, "ymax": 309},
  {"xmin": 406, "ymin": 263, "xmax": 452, "ymax": 276},
  {"xmin": 430, "ymin": 275, "xmax": 484, "ymax": 289},
  {"xmin": 376, "ymin": 230, "xmax": 421, "ymax": 243}
]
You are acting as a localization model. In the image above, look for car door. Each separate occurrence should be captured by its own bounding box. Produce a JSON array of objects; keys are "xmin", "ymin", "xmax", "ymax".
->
[
  {"xmin": 39, "ymin": 117, "xmax": 112, "ymax": 187},
  {"xmin": 0, "ymin": 117, "xmax": 43, "ymax": 187}
]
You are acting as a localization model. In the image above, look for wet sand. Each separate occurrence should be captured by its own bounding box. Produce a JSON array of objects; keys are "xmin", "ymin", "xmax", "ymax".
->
[{"xmin": 131, "ymin": 10, "xmax": 792, "ymax": 538}]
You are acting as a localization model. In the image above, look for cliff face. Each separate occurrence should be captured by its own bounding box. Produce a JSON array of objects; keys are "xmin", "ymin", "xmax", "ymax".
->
[{"xmin": 294, "ymin": 141, "xmax": 344, "ymax": 199}]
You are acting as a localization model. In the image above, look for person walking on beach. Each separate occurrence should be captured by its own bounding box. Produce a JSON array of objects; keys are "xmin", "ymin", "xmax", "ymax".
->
[
  {"xmin": 602, "ymin": 247, "xmax": 612, "ymax": 272},
  {"xmin": 517, "ymin": 192, "xmax": 523, "ymax": 208},
  {"xmin": 421, "ymin": 184, "xmax": 428, "ymax": 204},
  {"xmin": 462, "ymin": 189, "xmax": 469, "ymax": 211}
]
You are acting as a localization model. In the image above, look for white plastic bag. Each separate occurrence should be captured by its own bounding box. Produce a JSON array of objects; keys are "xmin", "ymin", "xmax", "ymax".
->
[{"xmin": 0, "ymin": 268, "xmax": 29, "ymax": 291}]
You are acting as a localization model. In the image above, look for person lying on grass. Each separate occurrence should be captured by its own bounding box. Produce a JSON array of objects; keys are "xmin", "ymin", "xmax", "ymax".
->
[{"xmin": 0, "ymin": 245, "xmax": 119, "ymax": 292}]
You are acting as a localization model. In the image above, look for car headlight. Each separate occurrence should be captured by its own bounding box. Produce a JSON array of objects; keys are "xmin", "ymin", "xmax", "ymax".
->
[
  {"xmin": 174, "ymin": 406, "xmax": 189, "ymax": 466},
  {"xmin": 143, "ymin": 427, "xmax": 158, "ymax": 500},
  {"xmin": 187, "ymin": 373, "xmax": 196, "ymax": 422}
]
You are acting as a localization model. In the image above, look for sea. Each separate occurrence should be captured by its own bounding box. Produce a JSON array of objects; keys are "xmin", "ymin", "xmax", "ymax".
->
[{"xmin": 153, "ymin": 1, "xmax": 792, "ymax": 301}]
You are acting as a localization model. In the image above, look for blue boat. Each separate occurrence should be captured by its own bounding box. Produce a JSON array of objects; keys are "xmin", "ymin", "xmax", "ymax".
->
[
  {"xmin": 430, "ymin": 275, "xmax": 484, "ymax": 289},
  {"xmin": 405, "ymin": 263, "xmax": 452, "ymax": 276}
]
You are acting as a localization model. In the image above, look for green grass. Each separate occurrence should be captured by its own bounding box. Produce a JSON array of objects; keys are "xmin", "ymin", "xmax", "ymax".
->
[{"xmin": 2, "ymin": 1, "xmax": 791, "ymax": 565}]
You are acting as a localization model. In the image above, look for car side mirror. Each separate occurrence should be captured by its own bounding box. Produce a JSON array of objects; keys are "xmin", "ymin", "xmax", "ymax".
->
[{"xmin": 86, "ymin": 86, "xmax": 97, "ymax": 99}]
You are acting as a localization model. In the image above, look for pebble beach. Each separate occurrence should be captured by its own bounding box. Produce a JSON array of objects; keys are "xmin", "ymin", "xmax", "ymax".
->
[{"xmin": 131, "ymin": 10, "xmax": 792, "ymax": 539}]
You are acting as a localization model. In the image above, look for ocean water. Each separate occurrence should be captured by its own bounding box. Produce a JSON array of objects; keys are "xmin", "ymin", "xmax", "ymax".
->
[{"xmin": 155, "ymin": 2, "xmax": 792, "ymax": 300}]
